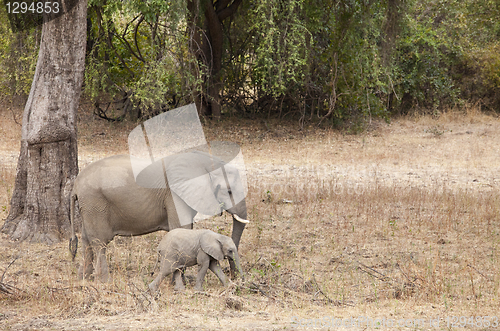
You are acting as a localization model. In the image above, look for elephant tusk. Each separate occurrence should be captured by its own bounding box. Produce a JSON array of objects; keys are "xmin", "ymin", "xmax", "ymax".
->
[{"xmin": 233, "ymin": 214, "xmax": 250, "ymax": 224}]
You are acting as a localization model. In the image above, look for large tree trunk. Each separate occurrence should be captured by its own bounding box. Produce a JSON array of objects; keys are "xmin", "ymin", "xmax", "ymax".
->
[
  {"xmin": 188, "ymin": 0, "xmax": 243, "ymax": 119},
  {"xmin": 1, "ymin": 0, "xmax": 87, "ymax": 244}
]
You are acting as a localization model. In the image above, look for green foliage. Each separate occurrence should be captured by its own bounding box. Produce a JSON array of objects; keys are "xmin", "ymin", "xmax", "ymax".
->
[
  {"xmin": 287, "ymin": 0, "xmax": 394, "ymax": 123},
  {"xmin": 461, "ymin": 42, "xmax": 500, "ymax": 110},
  {"xmin": 458, "ymin": 0, "xmax": 500, "ymax": 110},
  {"xmin": 327, "ymin": 0, "xmax": 390, "ymax": 120},
  {"xmin": 2, "ymin": 0, "xmax": 499, "ymax": 125},
  {"xmin": 84, "ymin": 0, "xmax": 199, "ymax": 119},
  {"xmin": 249, "ymin": 0, "xmax": 310, "ymax": 97},
  {"xmin": 131, "ymin": 50, "xmax": 201, "ymax": 112},
  {"xmin": 393, "ymin": 0, "xmax": 500, "ymax": 112},
  {"xmin": 224, "ymin": 0, "xmax": 500, "ymax": 123},
  {"xmin": 393, "ymin": 0, "xmax": 464, "ymax": 112},
  {"xmin": 0, "ymin": 6, "xmax": 39, "ymax": 102}
]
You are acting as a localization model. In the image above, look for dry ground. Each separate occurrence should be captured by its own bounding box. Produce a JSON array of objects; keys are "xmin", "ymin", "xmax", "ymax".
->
[{"xmin": 1, "ymin": 104, "xmax": 500, "ymax": 330}]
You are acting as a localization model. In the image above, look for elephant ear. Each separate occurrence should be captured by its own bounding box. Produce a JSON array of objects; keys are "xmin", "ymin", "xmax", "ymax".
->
[
  {"xmin": 166, "ymin": 152, "xmax": 221, "ymax": 216},
  {"xmin": 200, "ymin": 231, "xmax": 224, "ymax": 261}
]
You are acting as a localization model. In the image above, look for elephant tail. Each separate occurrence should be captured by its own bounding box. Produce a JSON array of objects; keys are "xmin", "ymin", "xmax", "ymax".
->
[
  {"xmin": 69, "ymin": 191, "xmax": 78, "ymax": 261},
  {"xmin": 150, "ymin": 251, "xmax": 160, "ymax": 276}
]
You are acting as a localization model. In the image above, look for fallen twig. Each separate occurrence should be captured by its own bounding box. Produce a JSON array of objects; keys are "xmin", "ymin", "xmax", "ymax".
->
[
  {"xmin": 0, "ymin": 282, "xmax": 14, "ymax": 294},
  {"xmin": 0, "ymin": 256, "xmax": 21, "ymax": 295},
  {"xmin": 467, "ymin": 264, "xmax": 493, "ymax": 282},
  {"xmin": 311, "ymin": 273, "xmax": 345, "ymax": 306},
  {"xmin": 357, "ymin": 261, "xmax": 390, "ymax": 281},
  {"xmin": 396, "ymin": 263, "xmax": 423, "ymax": 288},
  {"xmin": 1, "ymin": 256, "xmax": 19, "ymax": 284},
  {"xmin": 248, "ymin": 281, "xmax": 270, "ymax": 298},
  {"xmin": 128, "ymin": 282, "xmax": 155, "ymax": 311},
  {"xmin": 245, "ymin": 256, "xmax": 262, "ymax": 272}
]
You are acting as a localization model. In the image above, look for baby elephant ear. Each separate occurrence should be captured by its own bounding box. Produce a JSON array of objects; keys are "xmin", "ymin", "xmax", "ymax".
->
[{"xmin": 200, "ymin": 231, "xmax": 224, "ymax": 261}]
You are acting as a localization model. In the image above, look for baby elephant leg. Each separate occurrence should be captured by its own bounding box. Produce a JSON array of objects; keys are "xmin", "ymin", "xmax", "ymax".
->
[
  {"xmin": 195, "ymin": 251, "xmax": 211, "ymax": 291},
  {"xmin": 171, "ymin": 267, "xmax": 187, "ymax": 286},
  {"xmin": 149, "ymin": 258, "xmax": 178, "ymax": 293},
  {"xmin": 209, "ymin": 260, "xmax": 227, "ymax": 286},
  {"xmin": 173, "ymin": 270, "xmax": 185, "ymax": 291},
  {"xmin": 149, "ymin": 272, "xmax": 166, "ymax": 293}
]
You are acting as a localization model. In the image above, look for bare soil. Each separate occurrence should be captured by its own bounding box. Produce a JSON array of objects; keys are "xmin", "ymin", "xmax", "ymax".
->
[{"xmin": 1, "ymin": 105, "xmax": 500, "ymax": 330}]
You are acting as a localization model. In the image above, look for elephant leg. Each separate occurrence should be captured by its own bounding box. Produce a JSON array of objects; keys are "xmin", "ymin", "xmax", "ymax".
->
[
  {"xmin": 94, "ymin": 244, "xmax": 109, "ymax": 283},
  {"xmin": 195, "ymin": 251, "xmax": 210, "ymax": 291},
  {"xmin": 79, "ymin": 207, "xmax": 114, "ymax": 282},
  {"xmin": 149, "ymin": 272, "xmax": 166, "ymax": 293},
  {"xmin": 175, "ymin": 267, "xmax": 187, "ymax": 285},
  {"xmin": 83, "ymin": 246, "xmax": 94, "ymax": 280},
  {"xmin": 149, "ymin": 259, "xmax": 178, "ymax": 293},
  {"xmin": 173, "ymin": 270, "xmax": 185, "ymax": 291},
  {"xmin": 79, "ymin": 229, "xmax": 94, "ymax": 280},
  {"xmin": 209, "ymin": 260, "xmax": 227, "ymax": 286}
]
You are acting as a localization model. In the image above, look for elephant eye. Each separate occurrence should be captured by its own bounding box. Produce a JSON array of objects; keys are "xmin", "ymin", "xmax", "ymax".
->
[{"xmin": 228, "ymin": 189, "xmax": 232, "ymax": 196}]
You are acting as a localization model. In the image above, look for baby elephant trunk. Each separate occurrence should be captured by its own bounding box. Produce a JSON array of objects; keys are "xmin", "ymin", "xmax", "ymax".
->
[{"xmin": 229, "ymin": 250, "xmax": 244, "ymax": 280}]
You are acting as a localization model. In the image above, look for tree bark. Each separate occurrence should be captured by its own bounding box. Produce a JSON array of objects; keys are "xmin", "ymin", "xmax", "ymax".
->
[
  {"xmin": 1, "ymin": 0, "xmax": 87, "ymax": 244},
  {"xmin": 188, "ymin": 0, "xmax": 243, "ymax": 119}
]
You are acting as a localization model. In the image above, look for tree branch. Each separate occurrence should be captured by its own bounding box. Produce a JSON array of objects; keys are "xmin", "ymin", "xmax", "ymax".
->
[
  {"xmin": 217, "ymin": 0, "xmax": 243, "ymax": 21},
  {"xmin": 113, "ymin": 15, "xmax": 145, "ymax": 64},
  {"xmin": 133, "ymin": 16, "xmax": 146, "ymax": 62}
]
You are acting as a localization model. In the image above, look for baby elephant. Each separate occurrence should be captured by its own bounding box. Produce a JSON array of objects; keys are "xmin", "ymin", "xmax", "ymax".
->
[{"xmin": 149, "ymin": 229, "xmax": 242, "ymax": 292}]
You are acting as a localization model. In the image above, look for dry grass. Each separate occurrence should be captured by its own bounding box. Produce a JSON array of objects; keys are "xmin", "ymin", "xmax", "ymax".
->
[{"xmin": 1, "ymin": 105, "xmax": 500, "ymax": 330}]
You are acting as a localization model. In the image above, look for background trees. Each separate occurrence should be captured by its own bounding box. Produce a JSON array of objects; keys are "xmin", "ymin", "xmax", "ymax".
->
[{"xmin": 1, "ymin": 0, "xmax": 499, "ymax": 126}]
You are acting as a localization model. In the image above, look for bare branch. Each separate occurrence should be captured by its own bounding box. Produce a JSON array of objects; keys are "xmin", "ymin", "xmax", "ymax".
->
[
  {"xmin": 217, "ymin": 0, "xmax": 243, "ymax": 21},
  {"xmin": 133, "ymin": 16, "xmax": 146, "ymax": 62}
]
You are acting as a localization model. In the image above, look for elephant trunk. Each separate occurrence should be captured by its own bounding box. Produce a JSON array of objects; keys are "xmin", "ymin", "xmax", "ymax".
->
[
  {"xmin": 229, "ymin": 198, "xmax": 248, "ymax": 249},
  {"xmin": 229, "ymin": 215, "xmax": 246, "ymax": 279},
  {"xmin": 229, "ymin": 216, "xmax": 245, "ymax": 279},
  {"xmin": 229, "ymin": 251, "xmax": 243, "ymax": 280},
  {"xmin": 231, "ymin": 215, "xmax": 247, "ymax": 249},
  {"xmin": 228, "ymin": 199, "xmax": 247, "ymax": 278}
]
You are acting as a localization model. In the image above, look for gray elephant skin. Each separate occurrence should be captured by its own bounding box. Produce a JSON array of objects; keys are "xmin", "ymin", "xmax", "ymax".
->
[
  {"xmin": 69, "ymin": 152, "xmax": 249, "ymax": 282},
  {"xmin": 149, "ymin": 229, "xmax": 241, "ymax": 292}
]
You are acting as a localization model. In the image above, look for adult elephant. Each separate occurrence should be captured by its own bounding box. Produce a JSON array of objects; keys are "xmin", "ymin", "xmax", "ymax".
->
[{"xmin": 69, "ymin": 151, "xmax": 249, "ymax": 282}]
